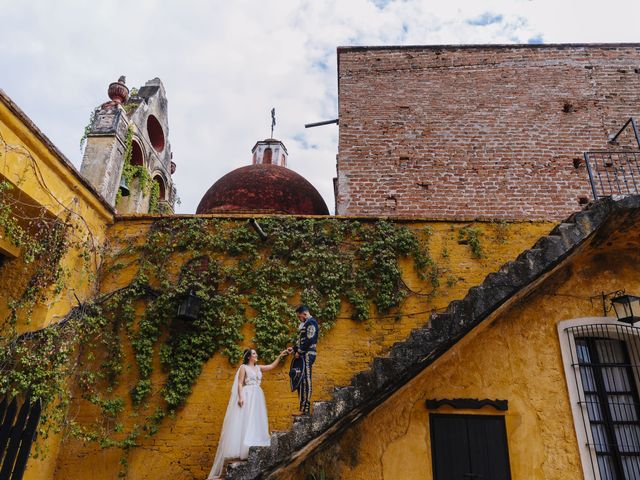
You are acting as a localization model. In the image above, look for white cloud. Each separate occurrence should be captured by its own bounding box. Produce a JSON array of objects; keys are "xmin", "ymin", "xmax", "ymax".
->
[{"xmin": 0, "ymin": 0, "xmax": 638, "ymax": 213}]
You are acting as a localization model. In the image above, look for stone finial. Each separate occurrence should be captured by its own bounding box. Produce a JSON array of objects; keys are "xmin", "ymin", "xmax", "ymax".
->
[{"xmin": 108, "ymin": 75, "xmax": 129, "ymax": 104}]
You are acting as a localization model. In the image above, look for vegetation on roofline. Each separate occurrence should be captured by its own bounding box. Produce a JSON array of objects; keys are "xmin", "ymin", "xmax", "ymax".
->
[{"xmin": 79, "ymin": 108, "xmax": 98, "ymax": 153}]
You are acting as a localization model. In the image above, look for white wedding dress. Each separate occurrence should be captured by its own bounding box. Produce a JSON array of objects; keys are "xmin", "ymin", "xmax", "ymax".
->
[{"xmin": 208, "ymin": 364, "xmax": 271, "ymax": 479}]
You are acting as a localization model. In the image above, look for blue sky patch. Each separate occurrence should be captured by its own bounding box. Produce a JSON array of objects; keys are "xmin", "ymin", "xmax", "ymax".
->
[
  {"xmin": 293, "ymin": 133, "xmax": 319, "ymax": 151},
  {"xmin": 371, "ymin": 0, "xmax": 393, "ymax": 10},
  {"xmin": 312, "ymin": 59, "xmax": 330, "ymax": 72},
  {"xmin": 467, "ymin": 12, "xmax": 504, "ymax": 26}
]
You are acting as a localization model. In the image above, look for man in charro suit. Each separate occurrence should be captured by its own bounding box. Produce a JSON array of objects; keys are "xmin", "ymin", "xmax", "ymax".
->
[{"xmin": 287, "ymin": 305, "xmax": 318, "ymax": 415}]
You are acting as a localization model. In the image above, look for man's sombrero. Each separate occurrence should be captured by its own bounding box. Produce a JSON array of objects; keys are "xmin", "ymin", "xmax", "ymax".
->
[{"xmin": 289, "ymin": 355, "xmax": 305, "ymax": 392}]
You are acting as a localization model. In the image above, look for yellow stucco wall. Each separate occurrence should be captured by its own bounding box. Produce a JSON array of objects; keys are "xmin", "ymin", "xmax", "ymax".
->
[
  {"xmin": 51, "ymin": 217, "xmax": 554, "ymax": 480},
  {"xmin": 0, "ymin": 95, "xmax": 113, "ymax": 480},
  {"xmin": 0, "ymin": 97, "xmax": 113, "ymax": 332},
  {"xmin": 284, "ymin": 220, "xmax": 640, "ymax": 479}
]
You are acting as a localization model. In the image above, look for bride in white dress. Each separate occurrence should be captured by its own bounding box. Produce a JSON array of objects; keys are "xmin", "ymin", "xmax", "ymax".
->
[{"xmin": 208, "ymin": 348, "xmax": 287, "ymax": 479}]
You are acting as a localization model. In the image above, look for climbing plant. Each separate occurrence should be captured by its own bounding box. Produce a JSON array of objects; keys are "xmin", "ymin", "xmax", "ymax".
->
[
  {"xmin": 147, "ymin": 179, "xmax": 160, "ymax": 213},
  {"xmin": 115, "ymin": 125, "xmax": 152, "ymax": 205},
  {"xmin": 0, "ymin": 182, "xmax": 75, "ymax": 326},
  {"xmin": 493, "ymin": 220, "xmax": 510, "ymax": 244},
  {"xmin": 1, "ymin": 212, "xmax": 440, "ymax": 473},
  {"xmin": 458, "ymin": 225, "xmax": 484, "ymax": 259},
  {"xmin": 0, "ymin": 178, "xmax": 99, "ymax": 456},
  {"xmin": 79, "ymin": 108, "xmax": 98, "ymax": 152}
]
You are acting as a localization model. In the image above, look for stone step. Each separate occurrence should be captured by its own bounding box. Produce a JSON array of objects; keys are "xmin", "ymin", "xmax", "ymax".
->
[
  {"xmin": 220, "ymin": 197, "xmax": 632, "ymax": 480},
  {"xmin": 215, "ymin": 457, "xmax": 244, "ymax": 480},
  {"xmin": 292, "ymin": 413, "xmax": 310, "ymax": 423}
]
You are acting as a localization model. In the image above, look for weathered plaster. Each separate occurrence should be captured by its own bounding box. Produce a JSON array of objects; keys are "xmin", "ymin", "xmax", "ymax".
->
[
  {"xmin": 0, "ymin": 90, "xmax": 113, "ymax": 480},
  {"xmin": 286, "ymin": 208, "xmax": 640, "ymax": 479},
  {"xmin": 51, "ymin": 218, "xmax": 553, "ymax": 480}
]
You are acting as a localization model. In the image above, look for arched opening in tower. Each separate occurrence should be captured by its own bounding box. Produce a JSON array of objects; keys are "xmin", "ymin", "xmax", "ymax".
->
[
  {"xmin": 131, "ymin": 140, "xmax": 144, "ymax": 166},
  {"xmin": 153, "ymin": 175, "xmax": 166, "ymax": 200}
]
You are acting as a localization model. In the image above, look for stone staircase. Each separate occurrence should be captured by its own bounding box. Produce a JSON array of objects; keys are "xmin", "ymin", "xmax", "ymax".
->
[{"xmin": 220, "ymin": 195, "xmax": 640, "ymax": 480}]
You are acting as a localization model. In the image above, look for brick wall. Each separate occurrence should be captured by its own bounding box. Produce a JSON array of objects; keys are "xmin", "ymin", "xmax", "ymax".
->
[{"xmin": 336, "ymin": 44, "xmax": 640, "ymax": 220}]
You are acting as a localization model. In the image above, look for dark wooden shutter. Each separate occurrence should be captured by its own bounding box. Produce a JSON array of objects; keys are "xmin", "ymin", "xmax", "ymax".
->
[
  {"xmin": 0, "ymin": 396, "xmax": 42, "ymax": 480},
  {"xmin": 431, "ymin": 414, "xmax": 471, "ymax": 479},
  {"xmin": 430, "ymin": 414, "xmax": 511, "ymax": 480}
]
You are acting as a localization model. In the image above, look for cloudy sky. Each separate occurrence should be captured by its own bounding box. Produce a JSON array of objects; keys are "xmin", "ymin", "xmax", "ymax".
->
[{"xmin": 1, "ymin": 0, "xmax": 639, "ymax": 213}]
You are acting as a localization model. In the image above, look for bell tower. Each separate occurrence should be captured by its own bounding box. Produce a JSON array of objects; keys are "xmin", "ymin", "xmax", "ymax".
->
[{"xmin": 80, "ymin": 76, "xmax": 177, "ymax": 214}]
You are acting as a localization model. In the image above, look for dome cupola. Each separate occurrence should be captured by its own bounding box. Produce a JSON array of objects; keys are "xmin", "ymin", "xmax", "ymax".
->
[{"xmin": 196, "ymin": 138, "xmax": 329, "ymax": 215}]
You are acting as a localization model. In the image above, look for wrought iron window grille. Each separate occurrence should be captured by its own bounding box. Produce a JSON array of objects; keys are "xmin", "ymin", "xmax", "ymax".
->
[{"xmin": 564, "ymin": 323, "xmax": 640, "ymax": 479}]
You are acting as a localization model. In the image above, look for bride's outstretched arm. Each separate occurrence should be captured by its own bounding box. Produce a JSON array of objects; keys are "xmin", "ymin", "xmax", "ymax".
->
[
  {"xmin": 260, "ymin": 351, "xmax": 288, "ymax": 372},
  {"xmin": 237, "ymin": 365, "xmax": 246, "ymax": 407}
]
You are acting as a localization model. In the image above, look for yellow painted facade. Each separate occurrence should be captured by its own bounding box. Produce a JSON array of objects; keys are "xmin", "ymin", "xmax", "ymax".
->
[
  {"xmin": 50, "ymin": 217, "xmax": 553, "ymax": 479},
  {"xmin": 0, "ymin": 95, "xmax": 113, "ymax": 332},
  {"xmin": 0, "ymin": 93, "xmax": 113, "ymax": 480},
  {"xmin": 283, "ymin": 217, "xmax": 640, "ymax": 479}
]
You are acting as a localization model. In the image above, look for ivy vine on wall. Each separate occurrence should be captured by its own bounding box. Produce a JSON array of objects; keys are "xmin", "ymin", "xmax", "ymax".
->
[
  {"xmin": 0, "ymin": 182, "xmax": 75, "ymax": 325},
  {"xmin": 1, "ymin": 211, "xmax": 438, "ymax": 474},
  {"xmin": 79, "ymin": 108, "xmax": 98, "ymax": 153},
  {"xmin": 0, "ymin": 178, "xmax": 97, "ymax": 454},
  {"xmin": 115, "ymin": 126, "xmax": 153, "ymax": 206},
  {"xmin": 147, "ymin": 179, "xmax": 160, "ymax": 214},
  {"xmin": 458, "ymin": 225, "xmax": 484, "ymax": 259}
]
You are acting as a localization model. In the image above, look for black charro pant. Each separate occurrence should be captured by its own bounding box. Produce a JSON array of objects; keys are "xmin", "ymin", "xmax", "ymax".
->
[{"xmin": 298, "ymin": 352, "xmax": 316, "ymax": 414}]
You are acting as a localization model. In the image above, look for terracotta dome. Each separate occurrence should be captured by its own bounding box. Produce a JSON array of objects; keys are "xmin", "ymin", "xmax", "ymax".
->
[{"xmin": 196, "ymin": 164, "xmax": 329, "ymax": 215}]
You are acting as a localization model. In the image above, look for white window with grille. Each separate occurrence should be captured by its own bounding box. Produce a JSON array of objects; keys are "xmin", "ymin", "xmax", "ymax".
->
[{"xmin": 559, "ymin": 318, "xmax": 640, "ymax": 480}]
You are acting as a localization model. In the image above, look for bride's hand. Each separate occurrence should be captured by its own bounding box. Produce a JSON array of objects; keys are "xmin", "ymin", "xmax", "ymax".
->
[
  {"xmin": 238, "ymin": 397, "xmax": 244, "ymax": 408},
  {"xmin": 280, "ymin": 350, "xmax": 288, "ymax": 357}
]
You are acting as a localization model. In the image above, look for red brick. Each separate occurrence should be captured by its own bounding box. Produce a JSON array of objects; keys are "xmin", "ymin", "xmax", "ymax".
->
[{"xmin": 336, "ymin": 44, "xmax": 640, "ymax": 220}]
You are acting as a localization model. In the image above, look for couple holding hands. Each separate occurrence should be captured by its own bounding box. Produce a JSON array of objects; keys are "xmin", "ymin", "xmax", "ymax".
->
[{"xmin": 208, "ymin": 305, "xmax": 318, "ymax": 478}]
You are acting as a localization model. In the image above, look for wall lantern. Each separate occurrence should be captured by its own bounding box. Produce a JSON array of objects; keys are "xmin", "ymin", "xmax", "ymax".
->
[
  {"xmin": 611, "ymin": 293, "xmax": 640, "ymax": 325},
  {"xmin": 177, "ymin": 290, "xmax": 201, "ymax": 321},
  {"xmin": 248, "ymin": 218, "xmax": 268, "ymax": 241},
  {"xmin": 119, "ymin": 177, "xmax": 130, "ymax": 197}
]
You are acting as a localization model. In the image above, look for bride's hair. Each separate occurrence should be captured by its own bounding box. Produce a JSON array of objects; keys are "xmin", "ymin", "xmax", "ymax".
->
[{"xmin": 242, "ymin": 348, "xmax": 254, "ymax": 365}]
